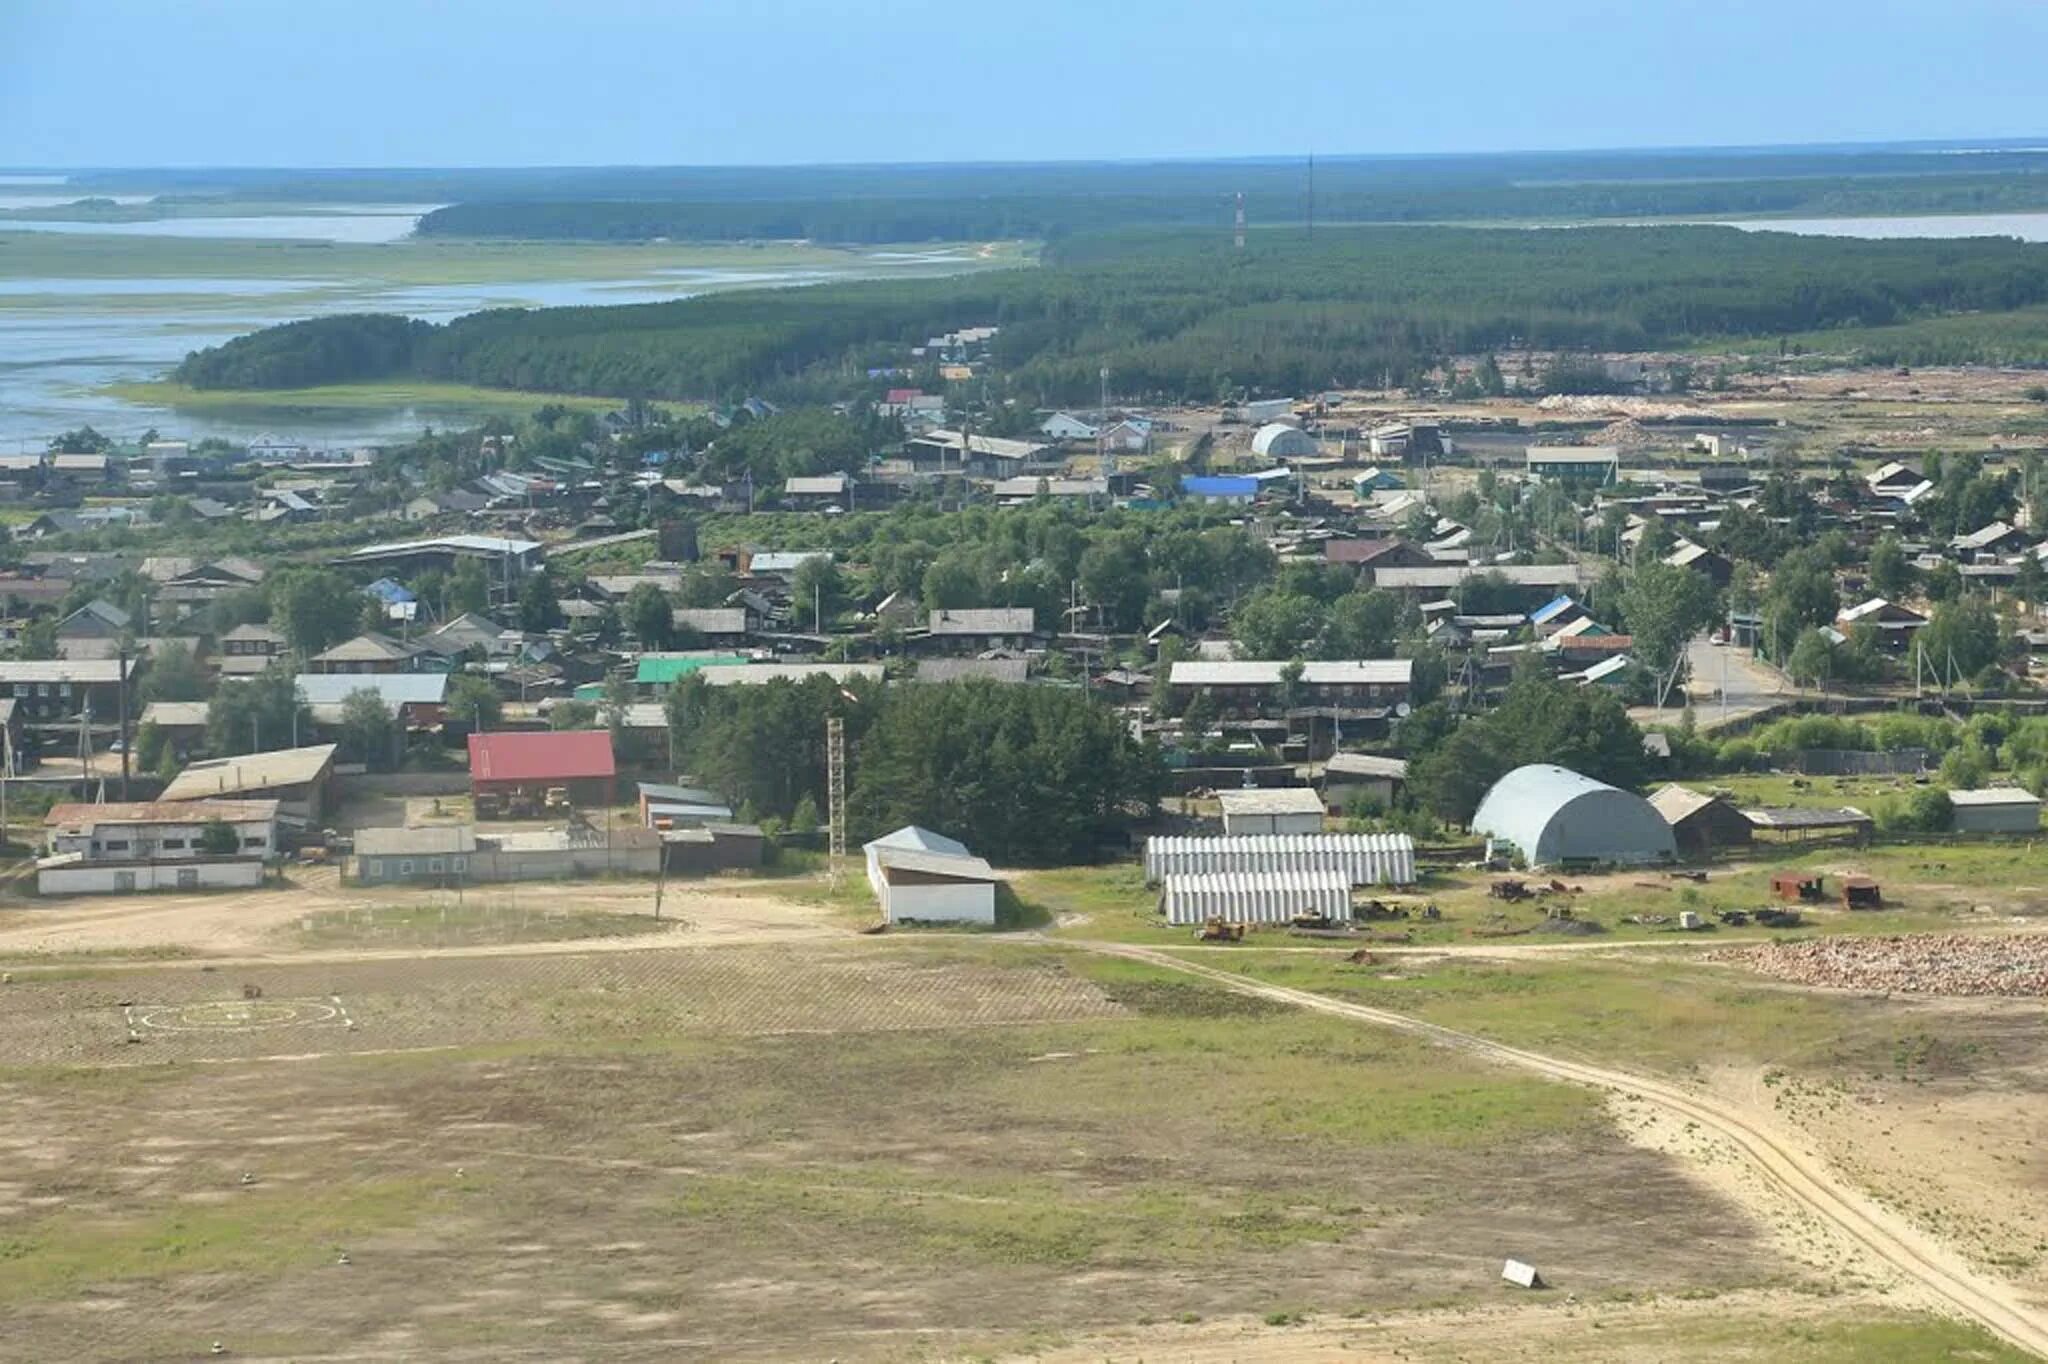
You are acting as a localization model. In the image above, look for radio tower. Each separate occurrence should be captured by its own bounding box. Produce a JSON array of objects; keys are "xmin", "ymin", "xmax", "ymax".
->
[
  {"xmin": 826, "ymin": 716, "xmax": 847, "ymax": 890},
  {"xmin": 1098, "ymin": 366, "xmax": 1114, "ymax": 483},
  {"xmin": 1233, "ymin": 191, "xmax": 1245, "ymax": 250}
]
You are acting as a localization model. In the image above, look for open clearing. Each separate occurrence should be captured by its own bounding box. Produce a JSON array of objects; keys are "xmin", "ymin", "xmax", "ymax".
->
[{"xmin": 0, "ymin": 941, "xmax": 1806, "ymax": 1362}]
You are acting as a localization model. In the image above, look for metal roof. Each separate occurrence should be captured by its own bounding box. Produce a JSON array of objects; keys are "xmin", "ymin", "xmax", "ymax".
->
[
  {"xmin": 929, "ymin": 607, "xmax": 1034, "ymax": 635},
  {"xmin": 468, "ymin": 730, "xmax": 616, "ymax": 783},
  {"xmin": 1170, "ymin": 659, "xmax": 1413, "ymax": 687},
  {"xmin": 1471, "ymin": 764, "xmax": 1675, "ymax": 866},
  {"xmin": 1217, "ymin": 788, "xmax": 1326, "ymax": 816},
  {"xmin": 46, "ymin": 799, "xmax": 279, "ymax": 831},
  {"xmin": 1323, "ymin": 753, "xmax": 1409, "ymax": 780},
  {"xmin": 1945, "ymin": 787, "xmax": 2043, "ymax": 807},
  {"xmin": 697, "ymin": 662, "xmax": 883, "ymax": 687},
  {"xmin": 343, "ymin": 534, "xmax": 540, "ymax": 561},
  {"xmin": 1369, "ymin": 564, "xmax": 1588, "ymax": 591},
  {"xmin": 161, "ymin": 744, "xmax": 338, "ymax": 800},
  {"xmin": 1647, "ymin": 784, "xmax": 1721, "ymax": 824},
  {"xmin": 294, "ymin": 673, "xmax": 449, "ymax": 707},
  {"xmin": 354, "ymin": 825, "xmax": 479, "ymax": 856}
]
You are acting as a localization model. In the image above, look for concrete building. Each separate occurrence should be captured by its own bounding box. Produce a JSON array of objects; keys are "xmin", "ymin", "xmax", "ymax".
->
[
  {"xmin": 350, "ymin": 823, "xmax": 662, "ymax": 884},
  {"xmin": 160, "ymin": 744, "xmax": 337, "ymax": 826},
  {"xmin": 1471, "ymin": 764, "xmax": 1676, "ymax": 867},
  {"xmin": 39, "ymin": 799, "xmax": 278, "ymax": 895},
  {"xmin": 1216, "ymin": 788, "xmax": 1326, "ymax": 836},
  {"xmin": 863, "ymin": 826, "xmax": 998, "ymax": 925},
  {"xmin": 468, "ymin": 730, "xmax": 617, "ymax": 808},
  {"xmin": 1251, "ymin": 423, "xmax": 1317, "ymax": 459},
  {"xmin": 1946, "ymin": 787, "xmax": 2043, "ymax": 835}
]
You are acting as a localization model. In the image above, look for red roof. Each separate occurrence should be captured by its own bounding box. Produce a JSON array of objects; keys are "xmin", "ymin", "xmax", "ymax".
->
[
  {"xmin": 467, "ymin": 730, "xmax": 616, "ymax": 783},
  {"xmin": 885, "ymin": 387, "xmax": 922, "ymax": 404}
]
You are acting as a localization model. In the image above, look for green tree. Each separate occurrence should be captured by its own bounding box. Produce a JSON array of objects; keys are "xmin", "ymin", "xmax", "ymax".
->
[
  {"xmin": 791, "ymin": 555, "xmax": 844, "ymax": 632},
  {"xmin": 551, "ymin": 699, "xmax": 600, "ymax": 730},
  {"xmin": 1919, "ymin": 597, "xmax": 2003, "ymax": 681},
  {"xmin": 1078, "ymin": 531, "xmax": 1149, "ymax": 631},
  {"xmin": 1320, "ymin": 588, "xmax": 1403, "ymax": 659},
  {"xmin": 267, "ymin": 567, "xmax": 359, "ymax": 656},
  {"xmin": 445, "ymin": 672, "xmax": 503, "ymax": 731},
  {"xmin": 448, "ymin": 558, "xmax": 491, "ymax": 616},
  {"xmin": 139, "ymin": 641, "xmax": 207, "ymax": 703},
  {"xmin": 1229, "ymin": 589, "xmax": 1319, "ymax": 659},
  {"xmin": 1868, "ymin": 534, "xmax": 1914, "ymax": 600},
  {"xmin": 206, "ymin": 668, "xmax": 308, "ymax": 756},
  {"xmin": 1410, "ymin": 665, "xmax": 1647, "ymax": 824},
  {"xmin": 134, "ymin": 719, "xmax": 167, "ymax": 774},
  {"xmin": 1786, "ymin": 629, "xmax": 1837, "ymax": 689},
  {"xmin": 626, "ymin": 583, "xmax": 677, "ymax": 649},
  {"xmin": 338, "ymin": 688, "xmax": 400, "ymax": 771},
  {"xmin": 196, "ymin": 818, "xmax": 241, "ymax": 856},
  {"xmin": 518, "ymin": 571, "xmax": 562, "ymax": 632},
  {"xmin": 1617, "ymin": 560, "xmax": 1717, "ymax": 684}
]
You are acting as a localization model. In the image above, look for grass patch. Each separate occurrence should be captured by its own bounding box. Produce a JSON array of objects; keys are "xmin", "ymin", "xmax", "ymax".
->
[
  {"xmin": 105, "ymin": 378, "xmax": 625, "ymax": 418},
  {"xmin": 289, "ymin": 900, "xmax": 673, "ymax": 949}
]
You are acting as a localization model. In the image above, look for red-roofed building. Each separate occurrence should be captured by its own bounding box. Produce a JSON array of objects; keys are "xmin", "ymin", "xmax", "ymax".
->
[{"xmin": 467, "ymin": 730, "xmax": 617, "ymax": 808}]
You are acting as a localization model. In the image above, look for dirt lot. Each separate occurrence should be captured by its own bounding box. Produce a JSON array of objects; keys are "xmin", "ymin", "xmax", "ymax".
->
[{"xmin": 0, "ymin": 945, "xmax": 1788, "ymax": 1362}]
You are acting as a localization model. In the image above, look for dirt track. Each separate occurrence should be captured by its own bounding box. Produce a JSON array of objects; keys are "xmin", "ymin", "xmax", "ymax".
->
[{"xmin": 1093, "ymin": 942, "xmax": 2048, "ymax": 1360}]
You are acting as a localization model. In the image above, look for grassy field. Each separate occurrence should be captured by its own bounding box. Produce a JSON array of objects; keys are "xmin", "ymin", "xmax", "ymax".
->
[
  {"xmin": 0, "ymin": 942, "xmax": 1797, "ymax": 1359},
  {"xmin": 287, "ymin": 900, "xmax": 676, "ymax": 950},
  {"xmin": 104, "ymin": 378, "xmax": 627, "ymax": 419}
]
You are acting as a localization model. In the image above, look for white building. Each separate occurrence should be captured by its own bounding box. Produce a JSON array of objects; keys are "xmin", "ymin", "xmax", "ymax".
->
[
  {"xmin": 1946, "ymin": 788, "xmax": 2043, "ymax": 835},
  {"xmin": 1251, "ymin": 423, "xmax": 1318, "ymax": 460},
  {"xmin": 1039, "ymin": 412, "xmax": 1099, "ymax": 441},
  {"xmin": 1216, "ymin": 788, "xmax": 1326, "ymax": 836},
  {"xmin": 1242, "ymin": 398, "xmax": 1296, "ymax": 423},
  {"xmin": 863, "ymin": 826, "xmax": 998, "ymax": 925},
  {"xmin": 38, "ymin": 799, "xmax": 279, "ymax": 895}
]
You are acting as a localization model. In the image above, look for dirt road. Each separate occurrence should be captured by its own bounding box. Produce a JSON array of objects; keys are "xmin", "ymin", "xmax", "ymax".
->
[{"xmin": 1090, "ymin": 942, "xmax": 2048, "ymax": 1360}]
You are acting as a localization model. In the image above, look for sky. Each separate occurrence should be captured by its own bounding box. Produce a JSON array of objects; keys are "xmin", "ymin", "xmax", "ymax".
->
[{"xmin": 4, "ymin": 0, "xmax": 2047, "ymax": 167}]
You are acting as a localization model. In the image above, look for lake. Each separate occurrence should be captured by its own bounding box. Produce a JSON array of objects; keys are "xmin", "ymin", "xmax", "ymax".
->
[{"xmin": 1711, "ymin": 212, "xmax": 2048, "ymax": 242}]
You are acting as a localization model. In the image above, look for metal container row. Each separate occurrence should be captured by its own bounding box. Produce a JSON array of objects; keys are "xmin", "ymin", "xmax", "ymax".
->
[
  {"xmin": 1143, "ymin": 833, "xmax": 1415, "ymax": 886},
  {"xmin": 1161, "ymin": 870, "xmax": 1353, "ymax": 925}
]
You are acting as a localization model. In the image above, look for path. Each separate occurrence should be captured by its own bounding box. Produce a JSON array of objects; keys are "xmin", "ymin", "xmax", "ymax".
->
[{"xmin": 1086, "ymin": 941, "xmax": 2048, "ymax": 1360}]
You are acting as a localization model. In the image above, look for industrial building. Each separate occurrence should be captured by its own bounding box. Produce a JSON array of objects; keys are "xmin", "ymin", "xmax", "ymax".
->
[
  {"xmin": 1216, "ymin": 788, "xmax": 1327, "ymax": 835},
  {"xmin": 1161, "ymin": 870, "xmax": 1350, "ymax": 926},
  {"xmin": 38, "ymin": 799, "xmax": 278, "ymax": 895},
  {"xmin": 1251, "ymin": 423, "xmax": 1318, "ymax": 459},
  {"xmin": 1471, "ymin": 764, "xmax": 1676, "ymax": 867},
  {"xmin": 160, "ymin": 744, "xmax": 337, "ymax": 827},
  {"xmin": 1143, "ymin": 833, "xmax": 1415, "ymax": 886},
  {"xmin": 1946, "ymin": 787, "xmax": 2043, "ymax": 835},
  {"xmin": 468, "ymin": 730, "xmax": 617, "ymax": 809},
  {"xmin": 349, "ymin": 823, "xmax": 662, "ymax": 885},
  {"xmin": 863, "ymin": 826, "xmax": 998, "ymax": 925}
]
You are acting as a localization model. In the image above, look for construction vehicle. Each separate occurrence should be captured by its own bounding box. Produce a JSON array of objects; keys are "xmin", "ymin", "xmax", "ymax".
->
[
  {"xmin": 543, "ymin": 786, "xmax": 572, "ymax": 814},
  {"xmin": 1194, "ymin": 917, "xmax": 1245, "ymax": 942}
]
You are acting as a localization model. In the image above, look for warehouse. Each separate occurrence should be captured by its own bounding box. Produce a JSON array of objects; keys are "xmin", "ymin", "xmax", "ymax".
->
[
  {"xmin": 160, "ymin": 744, "xmax": 337, "ymax": 827},
  {"xmin": 1648, "ymin": 784, "xmax": 1753, "ymax": 858},
  {"xmin": 1161, "ymin": 870, "xmax": 1350, "ymax": 926},
  {"xmin": 468, "ymin": 730, "xmax": 616, "ymax": 809},
  {"xmin": 1216, "ymin": 788, "xmax": 1326, "ymax": 835},
  {"xmin": 1946, "ymin": 787, "xmax": 2043, "ymax": 835},
  {"xmin": 1319, "ymin": 753, "xmax": 1409, "ymax": 810},
  {"xmin": 1471, "ymin": 764, "xmax": 1676, "ymax": 867},
  {"xmin": 350, "ymin": 823, "xmax": 662, "ymax": 885},
  {"xmin": 1143, "ymin": 833, "xmax": 1415, "ymax": 886},
  {"xmin": 1251, "ymin": 423, "xmax": 1318, "ymax": 459},
  {"xmin": 38, "ymin": 799, "xmax": 278, "ymax": 895},
  {"xmin": 863, "ymin": 826, "xmax": 998, "ymax": 925}
]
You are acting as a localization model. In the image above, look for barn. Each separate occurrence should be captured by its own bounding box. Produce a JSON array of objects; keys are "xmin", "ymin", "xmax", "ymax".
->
[
  {"xmin": 863, "ymin": 826, "xmax": 998, "ymax": 925},
  {"xmin": 1471, "ymin": 764, "xmax": 1676, "ymax": 867},
  {"xmin": 467, "ymin": 730, "xmax": 617, "ymax": 810},
  {"xmin": 1648, "ymin": 784, "xmax": 1753, "ymax": 858}
]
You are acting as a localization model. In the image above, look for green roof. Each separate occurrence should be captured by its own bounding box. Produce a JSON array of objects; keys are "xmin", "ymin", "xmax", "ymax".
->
[{"xmin": 635, "ymin": 654, "xmax": 751, "ymax": 685}]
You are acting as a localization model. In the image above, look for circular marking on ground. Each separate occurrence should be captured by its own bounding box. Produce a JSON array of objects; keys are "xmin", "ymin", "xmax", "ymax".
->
[{"xmin": 135, "ymin": 999, "xmax": 342, "ymax": 1033}]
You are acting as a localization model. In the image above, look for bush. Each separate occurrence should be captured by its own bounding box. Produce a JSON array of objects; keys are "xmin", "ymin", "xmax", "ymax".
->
[
  {"xmin": 1716, "ymin": 738, "xmax": 1761, "ymax": 772},
  {"xmin": 1873, "ymin": 787, "xmax": 1953, "ymax": 834}
]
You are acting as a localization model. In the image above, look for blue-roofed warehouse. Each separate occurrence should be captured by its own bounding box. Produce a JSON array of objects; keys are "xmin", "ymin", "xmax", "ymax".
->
[
  {"xmin": 1470, "ymin": 763, "xmax": 1675, "ymax": 868},
  {"xmin": 1182, "ymin": 475, "xmax": 1259, "ymax": 505}
]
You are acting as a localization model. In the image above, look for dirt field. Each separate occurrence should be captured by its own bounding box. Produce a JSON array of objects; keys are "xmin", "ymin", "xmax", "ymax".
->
[{"xmin": 0, "ymin": 943, "xmax": 1791, "ymax": 1362}]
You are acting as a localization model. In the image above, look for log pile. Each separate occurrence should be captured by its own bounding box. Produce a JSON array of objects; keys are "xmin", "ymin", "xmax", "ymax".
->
[{"xmin": 1711, "ymin": 934, "xmax": 2048, "ymax": 998}]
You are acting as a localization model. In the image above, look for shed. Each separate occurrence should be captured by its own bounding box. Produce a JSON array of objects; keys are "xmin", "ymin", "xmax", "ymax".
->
[
  {"xmin": 1217, "ymin": 788, "xmax": 1326, "ymax": 836},
  {"xmin": 1647, "ymin": 784, "xmax": 1752, "ymax": 859},
  {"xmin": 1945, "ymin": 787, "xmax": 2043, "ymax": 835},
  {"xmin": 863, "ymin": 826, "xmax": 998, "ymax": 925},
  {"xmin": 1319, "ymin": 754, "xmax": 1409, "ymax": 811},
  {"xmin": 1470, "ymin": 764, "xmax": 1675, "ymax": 867},
  {"xmin": 159, "ymin": 744, "xmax": 337, "ymax": 826},
  {"xmin": 468, "ymin": 730, "xmax": 617, "ymax": 807}
]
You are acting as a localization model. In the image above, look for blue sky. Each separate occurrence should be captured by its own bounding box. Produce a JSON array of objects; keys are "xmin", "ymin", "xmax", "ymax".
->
[{"xmin": 4, "ymin": 0, "xmax": 2045, "ymax": 167}]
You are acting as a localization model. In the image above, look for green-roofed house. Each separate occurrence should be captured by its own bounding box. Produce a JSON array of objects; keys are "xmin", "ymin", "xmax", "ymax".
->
[{"xmin": 634, "ymin": 653, "xmax": 752, "ymax": 689}]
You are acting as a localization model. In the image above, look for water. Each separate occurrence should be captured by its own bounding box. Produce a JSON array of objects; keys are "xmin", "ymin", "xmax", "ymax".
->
[
  {"xmin": 1711, "ymin": 212, "xmax": 2048, "ymax": 242},
  {"xmin": 0, "ymin": 206, "xmax": 440, "ymax": 243}
]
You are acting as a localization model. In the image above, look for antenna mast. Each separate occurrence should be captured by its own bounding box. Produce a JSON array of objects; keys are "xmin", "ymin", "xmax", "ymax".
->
[
  {"xmin": 1098, "ymin": 366, "xmax": 1114, "ymax": 484},
  {"xmin": 1233, "ymin": 191, "xmax": 1246, "ymax": 250},
  {"xmin": 826, "ymin": 716, "xmax": 847, "ymax": 890}
]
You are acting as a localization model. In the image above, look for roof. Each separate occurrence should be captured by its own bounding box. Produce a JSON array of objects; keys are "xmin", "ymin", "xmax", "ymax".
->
[
  {"xmin": 293, "ymin": 673, "xmax": 449, "ymax": 708},
  {"xmin": 1525, "ymin": 446, "xmax": 1619, "ymax": 463},
  {"xmin": 991, "ymin": 476, "xmax": 1108, "ymax": 498},
  {"xmin": 341, "ymin": 534, "xmax": 541, "ymax": 562},
  {"xmin": 637, "ymin": 781, "xmax": 724, "ymax": 805},
  {"xmin": 1217, "ymin": 788, "xmax": 1327, "ymax": 817},
  {"xmin": 222, "ymin": 623, "xmax": 287, "ymax": 644},
  {"xmin": 1740, "ymin": 806, "xmax": 1873, "ymax": 829},
  {"xmin": 139, "ymin": 700, "xmax": 210, "ymax": 728},
  {"xmin": 746, "ymin": 550, "xmax": 831, "ymax": 576},
  {"xmin": 1323, "ymin": 753, "xmax": 1409, "ymax": 780},
  {"xmin": 915, "ymin": 657, "xmax": 1029, "ymax": 684},
  {"xmin": 1647, "ymin": 784, "xmax": 1723, "ymax": 824},
  {"xmin": 1368, "ymin": 564, "xmax": 1588, "ymax": 591},
  {"xmin": 161, "ymin": 744, "xmax": 338, "ymax": 800},
  {"xmin": 467, "ymin": 730, "xmax": 616, "ymax": 784},
  {"xmin": 1528, "ymin": 595, "xmax": 1582, "ymax": 625},
  {"xmin": 352, "ymin": 826, "xmax": 479, "ymax": 857},
  {"xmin": 45, "ymin": 799, "xmax": 279, "ymax": 831},
  {"xmin": 634, "ymin": 653, "xmax": 751, "ymax": 685},
  {"xmin": 865, "ymin": 825, "xmax": 971, "ymax": 857},
  {"xmin": 673, "ymin": 608, "xmax": 750, "ymax": 635},
  {"xmin": 1169, "ymin": 659, "xmax": 1413, "ymax": 688},
  {"xmin": 929, "ymin": 607, "xmax": 1034, "ymax": 635},
  {"xmin": 1945, "ymin": 787, "xmax": 2044, "ymax": 808},
  {"xmin": 1182, "ymin": 475, "xmax": 1259, "ymax": 497},
  {"xmin": 1953, "ymin": 520, "xmax": 2020, "ymax": 551},
  {"xmin": 697, "ymin": 662, "xmax": 885, "ymax": 687},
  {"xmin": 0, "ymin": 658, "xmax": 137, "ymax": 684},
  {"xmin": 311, "ymin": 633, "xmax": 426, "ymax": 665},
  {"xmin": 870, "ymin": 845, "xmax": 998, "ymax": 882},
  {"xmin": 784, "ymin": 474, "xmax": 849, "ymax": 496},
  {"xmin": 907, "ymin": 430, "xmax": 1048, "ymax": 461},
  {"xmin": 1471, "ymin": 764, "xmax": 1676, "ymax": 866}
]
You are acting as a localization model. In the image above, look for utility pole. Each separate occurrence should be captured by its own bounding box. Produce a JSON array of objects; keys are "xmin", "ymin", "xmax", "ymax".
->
[{"xmin": 116, "ymin": 644, "xmax": 130, "ymax": 800}]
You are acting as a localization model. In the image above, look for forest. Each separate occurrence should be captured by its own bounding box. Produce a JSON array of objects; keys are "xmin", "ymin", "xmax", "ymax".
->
[
  {"xmin": 175, "ymin": 224, "xmax": 2048, "ymax": 404},
  {"xmin": 415, "ymin": 171, "xmax": 2048, "ymax": 244}
]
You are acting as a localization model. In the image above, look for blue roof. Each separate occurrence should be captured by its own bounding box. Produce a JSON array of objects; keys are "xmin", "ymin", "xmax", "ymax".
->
[
  {"xmin": 1528, "ymin": 595, "xmax": 1578, "ymax": 625},
  {"xmin": 1183, "ymin": 476, "xmax": 1259, "ymax": 497},
  {"xmin": 363, "ymin": 577, "xmax": 417, "ymax": 605}
]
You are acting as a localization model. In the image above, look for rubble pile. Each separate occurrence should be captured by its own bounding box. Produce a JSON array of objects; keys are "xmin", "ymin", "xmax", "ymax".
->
[{"xmin": 1712, "ymin": 934, "xmax": 2048, "ymax": 998}]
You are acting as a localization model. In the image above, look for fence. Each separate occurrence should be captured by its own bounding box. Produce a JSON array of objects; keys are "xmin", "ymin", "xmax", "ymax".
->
[{"xmin": 1792, "ymin": 748, "xmax": 1929, "ymax": 777}]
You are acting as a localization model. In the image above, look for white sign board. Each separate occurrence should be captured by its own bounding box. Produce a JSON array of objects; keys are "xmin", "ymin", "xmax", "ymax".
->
[{"xmin": 1502, "ymin": 1258, "xmax": 1542, "ymax": 1289}]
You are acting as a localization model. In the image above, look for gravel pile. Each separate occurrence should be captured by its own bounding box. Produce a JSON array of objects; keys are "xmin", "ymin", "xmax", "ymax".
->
[{"xmin": 1711, "ymin": 934, "xmax": 2048, "ymax": 998}]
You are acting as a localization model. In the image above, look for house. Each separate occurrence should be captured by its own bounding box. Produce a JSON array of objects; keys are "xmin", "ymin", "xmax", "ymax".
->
[
  {"xmin": 927, "ymin": 607, "xmax": 1035, "ymax": 651},
  {"xmin": 38, "ymin": 799, "xmax": 280, "ymax": 895},
  {"xmin": 863, "ymin": 826, "xmax": 999, "ymax": 925},
  {"xmin": 1168, "ymin": 659, "xmax": 1413, "ymax": 714},
  {"xmin": 1325, "ymin": 538, "xmax": 1437, "ymax": 572},
  {"xmin": 1040, "ymin": 412, "xmax": 1099, "ymax": 441},
  {"xmin": 421, "ymin": 612, "xmax": 514, "ymax": 661},
  {"xmin": 1648, "ymin": 784, "xmax": 1753, "ymax": 858},
  {"xmin": 0, "ymin": 657, "xmax": 139, "ymax": 725},
  {"xmin": 1664, "ymin": 541, "xmax": 1734, "ymax": 586},
  {"xmin": 308, "ymin": 632, "xmax": 432, "ymax": 676},
  {"xmin": 1867, "ymin": 461, "xmax": 1929, "ymax": 497},
  {"xmin": 160, "ymin": 744, "xmax": 338, "ymax": 826},
  {"xmin": 246, "ymin": 434, "xmax": 308, "ymax": 463},
  {"xmin": 1217, "ymin": 788, "xmax": 1326, "ymax": 836},
  {"xmin": 1351, "ymin": 467, "xmax": 1405, "ymax": 494},
  {"xmin": 1525, "ymin": 446, "xmax": 1619, "ymax": 484},
  {"xmin": 991, "ymin": 476, "xmax": 1108, "ymax": 503},
  {"xmin": 138, "ymin": 700, "xmax": 210, "ymax": 759},
  {"xmin": 55, "ymin": 599, "xmax": 132, "ymax": 640},
  {"xmin": 915, "ymin": 657, "xmax": 1029, "ymax": 685},
  {"xmin": 673, "ymin": 608, "xmax": 754, "ymax": 643},
  {"xmin": 633, "ymin": 653, "xmax": 752, "ymax": 688},
  {"xmin": 1102, "ymin": 418, "xmax": 1153, "ymax": 453},
  {"xmin": 1364, "ymin": 564, "xmax": 1588, "ymax": 601},
  {"xmin": 295, "ymin": 672, "xmax": 449, "ymax": 729},
  {"xmin": 1952, "ymin": 521, "xmax": 2027, "ymax": 560},
  {"xmin": 1835, "ymin": 598, "xmax": 1928, "ymax": 650},
  {"xmin": 1319, "ymin": 753, "xmax": 1409, "ymax": 811},
  {"xmin": 154, "ymin": 557, "xmax": 267, "ymax": 612},
  {"xmin": 1528, "ymin": 595, "xmax": 1590, "ymax": 634},
  {"xmin": 1946, "ymin": 787, "xmax": 2043, "ymax": 835},
  {"xmin": 696, "ymin": 662, "xmax": 885, "ymax": 688},
  {"xmin": 1365, "ymin": 422, "xmax": 1443, "ymax": 458},
  {"xmin": 338, "ymin": 534, "xmax": 543, "ymax": 580},
  {"xmin": 217, "ymin": 623, "xmax": 289, "ymax": 677},
  {"xmin": 1471, "ymin": 764, "xmax": 1676, "ymax": 867},
  {"xmin": 1240, "ymin": 398, "xmax": 1296, "ymax": 423},
  {"xmin": 662, "ymin": 822, "xmax": 768, "ymax": 873},
  {"xmin": 1251, "ymin": 423, "xmax": 1318, "ymax": 460},
  {"xmin": 468, "ymin": 729, "xmax": 617, "ymax": 808},
  {"xmin": 403, "ymin": 489, "xmax": 491, "ymax": 521},
  {"xmin": 1181, "ymin": 475, "xmax": 1259, "ymax": 505},
  {"xmin": 783, "ymin": 473, "xmax": 852, "ymax": 510}
]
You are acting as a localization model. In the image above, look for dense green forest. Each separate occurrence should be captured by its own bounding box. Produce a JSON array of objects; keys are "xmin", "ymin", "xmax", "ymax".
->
[
  {"xmin": 416, "ymin": 172, "xmax": 2048, "ymax": 243},
  {"xmin": 175, "ymin": 225, "xmax": 2048, "ymax": 403}
]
